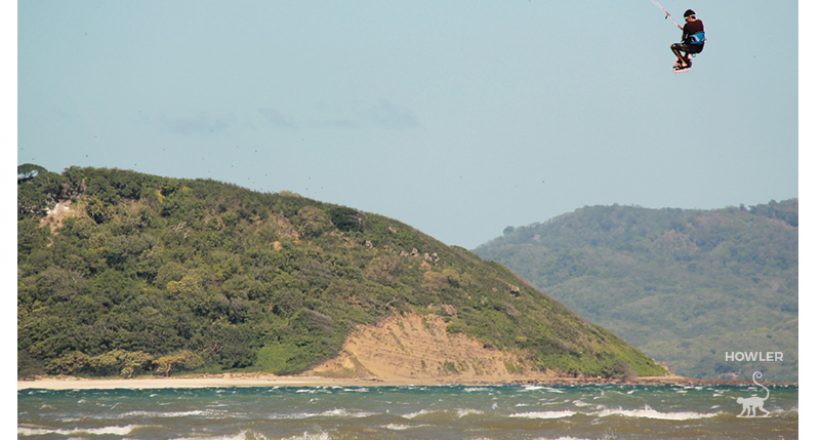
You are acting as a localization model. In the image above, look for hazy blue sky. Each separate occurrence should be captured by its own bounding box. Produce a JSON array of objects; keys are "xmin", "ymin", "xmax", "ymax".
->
[{"xmin": 18, "ymin": 0, "xmax": 797, "ymax": 248}]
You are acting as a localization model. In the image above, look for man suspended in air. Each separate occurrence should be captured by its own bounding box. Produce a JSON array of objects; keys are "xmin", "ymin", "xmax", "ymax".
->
[{"xmin": 671, "ymin": 9, "xmax": 705, "ymax": 72}]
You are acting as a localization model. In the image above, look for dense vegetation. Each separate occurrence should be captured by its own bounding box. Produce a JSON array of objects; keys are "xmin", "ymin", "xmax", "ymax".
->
[
  {"xmin": 475, "ymin": 202, "xmax": 798, "ymax": 381},
  {"xmin": 17, "ymin": 165, "xmax": 666, "ymax": 379}
]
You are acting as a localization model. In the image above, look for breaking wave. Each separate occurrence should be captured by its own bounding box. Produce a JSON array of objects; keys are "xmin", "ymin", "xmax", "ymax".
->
[
  {"xmin": 268, "ymin": 408, "xmax": 376, "ymax": 420},
  {"xmin": 510, "ymin": 410, "xmax": 577, "ymax": 419},
  {"xmin": 596, "ymin": 405, "xmax": 719, "ymax": 420},
  {"xmin": 119, "ymin": 409, "xmax": 225, "ymax": 418},
  {"xmin": 19, "ymin": 424, "xmax": 144, "ymax": 436}
]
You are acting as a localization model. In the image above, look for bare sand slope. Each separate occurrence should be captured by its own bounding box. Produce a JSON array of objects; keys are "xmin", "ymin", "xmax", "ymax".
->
[{"xmin": 310, "ymin": 312, "xmax": 558, "ymax": 383}]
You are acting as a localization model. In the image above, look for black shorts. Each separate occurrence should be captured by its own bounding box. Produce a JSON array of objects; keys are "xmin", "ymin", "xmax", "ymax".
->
[{"xmin": 671, "ymin": 42, "xmax": 704, "ymax": 54}]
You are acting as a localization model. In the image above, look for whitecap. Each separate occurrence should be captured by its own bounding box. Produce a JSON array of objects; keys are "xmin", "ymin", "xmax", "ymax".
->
[
  {"xmin": 317, "ymin": 408, "xmax": 376, "ymax": 418},
  {"xmin": 510, "ymin": 410, "xmax": 576, "ymax": 419},
  {"xmin": 402, "ymin": 409, "xmax": 435, "ymax": 419},
  {"xmin": 536, "ymin": 400, "xmax": 563, "ymax": 405},
  {"xmin": 456, "ymin": 408, "xmax": 484, "ymax": 418},
  {"xmin": 380, "ymin": 423, "xmax": 430, "ymax": 431},
  {"xmin": 597, "ymin": 405, "xmax": 719, "ymax": 420},
  {"xmin": 572, "ymin": 400, "xmax": 592, "ymax": 407},
  {"xmin": 19, "ymin": 424, "xmax": 144, "ymax": 436},
  {"xmin": 295, "ymin": 388, "xmax": 331, "ymax": 394},
  {"xmin": 521, "ymin": 385, "xmax": 565, "ymax": 393},
  {"xmin": 171, "ymin": 431, "xmax": 270, "ymax": 440},
  {"xmin": 770, "ymin": 407, "xmax": 800, "ymax": 416},
  {"xmin": 280, "ymin": 432, "xmax": 331, "ymax": 440},
  {"xmin": 382, "ymin": 424, "xmax": 412, "ymax": 431},
  {"xmin": 269, "ymin": 409, "xmax": 375, "ymax": 420},
  {"xmin": 118, "ymin": 409, "xmax": 223, "ymax": 419},
  {"xmin": 174, "ymin": 429, "xmax": 329, "ymax": 440},
  {"xmin": 27, "ymin": 390, "xmax": 52, "ymax": 395},
  {"xmin": 464, "ymin": 387, "xmax": 490, "ymax": 393}
]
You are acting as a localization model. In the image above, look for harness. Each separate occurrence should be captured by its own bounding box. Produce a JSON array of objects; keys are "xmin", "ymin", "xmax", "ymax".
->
[{"xmin": 686, "ymin": 31, "xmax": 706, "ymax": 45}]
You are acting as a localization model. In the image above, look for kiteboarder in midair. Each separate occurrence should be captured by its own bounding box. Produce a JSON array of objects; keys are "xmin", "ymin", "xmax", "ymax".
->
[{"xmin": 671, "ymin": 9, "xmax": 705, "ymax": 72}]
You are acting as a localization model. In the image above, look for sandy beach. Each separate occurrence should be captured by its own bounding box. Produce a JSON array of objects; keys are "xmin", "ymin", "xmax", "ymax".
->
[{"xmin": 18, "ymin": 372, "xmax": 706, "ymax": 391}]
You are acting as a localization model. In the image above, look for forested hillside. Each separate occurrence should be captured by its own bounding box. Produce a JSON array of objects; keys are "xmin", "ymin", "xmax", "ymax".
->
[
  {"xmin": 475, "ymin": 201, "xmax": 798, "ymax": 381},
  {"xmin": 17, "ymin": 165, "xmax": 666, "ymax": 380}
]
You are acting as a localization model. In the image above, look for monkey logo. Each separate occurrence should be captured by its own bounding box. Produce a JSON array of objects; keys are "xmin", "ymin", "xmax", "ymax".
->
[{"xmin": 736, "ymin": 371, "xmax": 770, "ymax": 418}]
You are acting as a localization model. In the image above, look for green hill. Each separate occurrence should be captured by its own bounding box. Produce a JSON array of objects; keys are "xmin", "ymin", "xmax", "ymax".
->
[
  {"xmin": 475, "ymin": 202, "xmax": 798, "ymax": 381},
  {"xmin": 17, "ymin": 165, "xmax": 666, "ymax": 380}
]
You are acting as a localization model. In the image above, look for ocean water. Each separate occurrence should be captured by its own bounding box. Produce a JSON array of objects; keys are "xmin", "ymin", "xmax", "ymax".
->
[{"xmin": 18, "ymin": 384, "xmax": 797, "ymax": 439}]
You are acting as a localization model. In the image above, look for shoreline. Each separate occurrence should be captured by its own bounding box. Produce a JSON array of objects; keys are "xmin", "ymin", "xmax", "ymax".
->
[{"xmin": 18, "ymin": 373, "xmax": 793, "ymax": 391}]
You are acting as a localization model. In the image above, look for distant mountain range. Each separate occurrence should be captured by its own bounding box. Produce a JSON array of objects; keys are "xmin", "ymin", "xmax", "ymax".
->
[
  {"xmin": 17, "ymin": 165, "xmax": 665, "ymax": 380},
  {"xmin": 475, "ymin": 201, "xmax": 798, "ymax": 381}
]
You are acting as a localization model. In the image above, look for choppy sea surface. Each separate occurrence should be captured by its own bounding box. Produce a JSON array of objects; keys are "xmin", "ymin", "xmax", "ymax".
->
[{"xmin": 18, "ymin": 384, "xmax": 797, "ymax": 439}]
